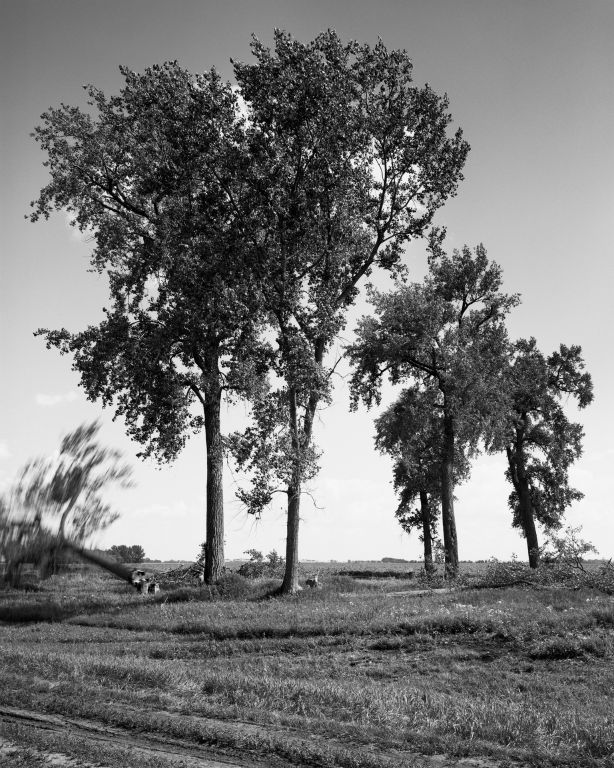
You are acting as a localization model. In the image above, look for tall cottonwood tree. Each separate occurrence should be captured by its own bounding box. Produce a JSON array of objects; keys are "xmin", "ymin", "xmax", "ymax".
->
[
  {"xmin": 348, "ymin": 233, "xmax": 518, "ymax": 575},
  {"xmin": 231, "ymin": 31, "xmax": 469, "ymax": 593},
  {"xmin": 30, "ymin": 63, "xmax": 268, "ymax": 583},
  {"xmin": 375, "ymin": 386, "xmax": 470, "ymax": 572},
  {"xmin": 501, "ymin": 338, "xmax": 593, "ymax": 568}
]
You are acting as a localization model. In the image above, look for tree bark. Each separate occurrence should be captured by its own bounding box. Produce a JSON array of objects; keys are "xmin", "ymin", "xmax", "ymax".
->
[
  {"xmin": 280, "ymin": 385, "xmax": 304, "ymax": 594},
  {"xmin": 281, "ymin": 479, "xmax": 301, "ymax": 593},
  {"xmin": 440, "ymin": 411, "xmax": 459, "ymax": 576},
  {"xmin": 507, "ymin": 440, "xmax": 540, "ymax": 569},
  {"xmin": 203, "ymin": 382, "xmax": 225, "ymax": 584},
  {"xmin": 279, "ymin": 337, "xmax": 326, "ymax": 595},
  {"xmin": 419, "ymin": 489, "xmax": 434, "ymax": 573}
]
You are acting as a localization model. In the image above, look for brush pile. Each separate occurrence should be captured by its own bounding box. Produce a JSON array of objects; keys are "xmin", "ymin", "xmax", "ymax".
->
[{"xmin": 161, "ymin": 562, "xmax": 205, "ymax": 584}]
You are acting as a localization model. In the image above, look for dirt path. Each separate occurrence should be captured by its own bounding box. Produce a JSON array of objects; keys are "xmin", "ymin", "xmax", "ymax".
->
[
  {"xmin": 0, "ymin": 704, "xmax": 530, "ymax": 768},
  {"xmin": 0, "ymin": 737, "xmax": 108, "ymax": 767},
  {"xmin": 0, "ymin": 706, "xmax": 259, "ymax": 768}
]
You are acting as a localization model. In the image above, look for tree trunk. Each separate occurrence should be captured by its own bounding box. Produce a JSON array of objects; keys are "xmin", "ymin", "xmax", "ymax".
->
[
  {"xmin": 505, "ymin": 423, "xmax": 540, "ymax": 570},
  {"xmin": 440, "ymin": 411, "xmax": 459, "ymax": 576},
  {"xmin": 419, "ymin": 489, "xmax": 434, "ymax": 573},
  {"xmin": 67, "ymin": 543, "xmax": 136, "ymax": 583},
  {"xmin": 204, "ymin": 383, "xmax": 224, "ymax": 584},
  {"xmin": 280, "ymin": 385, "xmax": 304, "ymax": 595},
  {"xmin": 512, "ymin": 447, "xmax": 540, "ymax": 569},
  {"xmin": 279, "ymin": 337, "xmax": 326, "ymax": 595},
  {"xmin": 281, "ymin": 479, "xmax": 301, "ymax": 593},
  {"xmin": 519, "ymin": 484, "xmax": 540, "ymax": 569}
]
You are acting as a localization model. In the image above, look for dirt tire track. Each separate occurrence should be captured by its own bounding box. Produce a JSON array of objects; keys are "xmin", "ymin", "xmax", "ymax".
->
[{"xmin": 0, "ymin": 706, "xmax": 260, "ymax": 768}]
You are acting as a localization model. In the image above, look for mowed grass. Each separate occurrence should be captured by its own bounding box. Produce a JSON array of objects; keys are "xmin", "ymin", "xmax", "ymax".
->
[{"xmin": 0, "ymin": 567, "xmax": 613, "ymax": 767}]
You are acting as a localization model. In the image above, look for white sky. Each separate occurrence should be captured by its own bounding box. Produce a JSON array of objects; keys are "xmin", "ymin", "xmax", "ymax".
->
[{"xmin": 1, "ymin": 0, "xmax": 613, "ymax": 562}]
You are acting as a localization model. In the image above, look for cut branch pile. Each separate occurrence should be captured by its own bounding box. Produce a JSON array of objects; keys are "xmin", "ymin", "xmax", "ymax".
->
[
  {"xmin": 468, "ymin": 558, "xmax": 614, "ymax": 594},
  {"xmin": 161, "ymin": 562, "xmax": 205, "ymax": 584}
]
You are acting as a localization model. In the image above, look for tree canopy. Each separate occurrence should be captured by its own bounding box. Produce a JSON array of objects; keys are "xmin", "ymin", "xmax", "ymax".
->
[{"xmin": 0, "ymin": 423, "xmax": 132, "ymax": 585}]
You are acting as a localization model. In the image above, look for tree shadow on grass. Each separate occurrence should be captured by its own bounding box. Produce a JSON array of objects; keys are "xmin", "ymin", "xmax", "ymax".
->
[
  {"xmin": 0, "ymin": 601, "xmax": 80, "ymax": 623},
  {"xmin": 0, "ymin": 590, "xmax": 136, "ymax": 624}
]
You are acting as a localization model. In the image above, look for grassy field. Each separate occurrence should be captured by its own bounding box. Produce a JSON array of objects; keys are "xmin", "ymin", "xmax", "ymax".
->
[{"xmin": 0, "ymin": 564, "xmax": 612, "ymax": 768}]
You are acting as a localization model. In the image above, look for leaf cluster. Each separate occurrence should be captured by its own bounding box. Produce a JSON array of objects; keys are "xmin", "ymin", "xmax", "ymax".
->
[{"xmin": 226, "ymin": 391, "xmax": 321, "ymax": 517}]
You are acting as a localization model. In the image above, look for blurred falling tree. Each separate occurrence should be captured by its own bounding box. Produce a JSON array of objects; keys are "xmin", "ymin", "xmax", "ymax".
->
[
  {"xmin": 0, "ymin": 422, "xmax": 132, "ymax": 584},
  {"xmin": 15, "ymin": 422, "xmax": 132, "ymax": 541}
]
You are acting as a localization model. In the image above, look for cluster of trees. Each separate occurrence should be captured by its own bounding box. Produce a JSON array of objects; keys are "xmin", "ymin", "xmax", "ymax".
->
[
  {"xmin": 28, "ymin": 30, "xmax": 592, "ymax": 591},
  {"xmin": 348, "ymin": 232, "xmax": 593, "ymax": 574},
  {"xmin": 237, "ymin": 549, "xmax": 286, "ymax": 579},
  {"xmin": 106, "ymin": 544, "xmax": 145, "ymax": 563}
]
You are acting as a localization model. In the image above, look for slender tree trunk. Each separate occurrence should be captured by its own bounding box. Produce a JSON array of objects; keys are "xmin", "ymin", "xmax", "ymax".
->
[
  {"xmin": 279, "ymin": 340, "xmax": 325, "ymax": 595},
  {"xmin": 419, "ymin": 489, "xmax": 434, "ymax": 573},
  {"xmin": 440, "ymin": 411, "xmax": 459, "ymax": 577},
  {"xmin": 280, "ymin": 386, "xmax": 304, "ymax": 594},
  {"xmin": 518, "ymin": 480, "xmax": 540, "ymax": 569},
  {"xmin": 203, "ymin": 381, "xmax": 224, "ymax": 584}
]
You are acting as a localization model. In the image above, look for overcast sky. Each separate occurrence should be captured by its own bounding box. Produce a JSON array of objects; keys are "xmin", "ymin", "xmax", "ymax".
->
[{"xmin": 1, "ymin": 0, "xmax": 612, "ymax": 562}]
